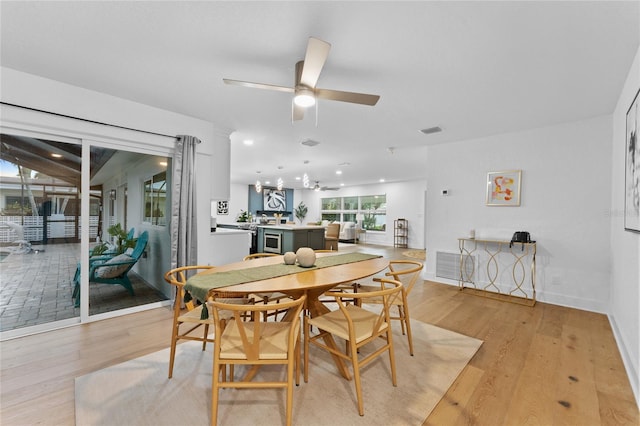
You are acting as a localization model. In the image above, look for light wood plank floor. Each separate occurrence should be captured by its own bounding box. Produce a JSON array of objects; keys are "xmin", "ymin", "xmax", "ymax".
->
[{"xmin": 1, "ymin": 244, "xmax": 638, "ymax": 425}]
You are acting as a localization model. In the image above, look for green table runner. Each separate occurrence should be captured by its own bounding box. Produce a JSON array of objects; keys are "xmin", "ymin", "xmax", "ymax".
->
[{"xmin": 185, "ymin": 252, "xmax": 381, "ymax": 304}]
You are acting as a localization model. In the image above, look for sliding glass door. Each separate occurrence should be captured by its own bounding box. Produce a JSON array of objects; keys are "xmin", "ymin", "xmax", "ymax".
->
[
  {"xmin": 0, "ymin": 131, "xmax": 170, "ymax": 338},
  {"xmin": 86, "ymin": 145, "xmax": 169, "ymax": 316},
  {"xmin": 0, "ymin": 133, "xmax": 84, "ymax": 334}
]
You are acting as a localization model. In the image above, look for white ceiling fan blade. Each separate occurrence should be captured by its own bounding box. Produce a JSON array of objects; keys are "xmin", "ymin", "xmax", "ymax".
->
[
  {"xmin": 315, "ymin": 88, "xmax": 380, "ymax": 106},
  {"xmin": 300, "ymin": 37, "xmax": 331, "ymax": 88},
  {"xmin": 223, "ymin": 79, "xmax": 294, "ymax": 93}
]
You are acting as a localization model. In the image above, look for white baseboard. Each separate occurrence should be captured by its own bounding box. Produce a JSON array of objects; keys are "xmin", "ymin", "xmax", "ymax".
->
[{"xmin": 608, "ymin": 313, "xmax": 640, "ymax": 408}]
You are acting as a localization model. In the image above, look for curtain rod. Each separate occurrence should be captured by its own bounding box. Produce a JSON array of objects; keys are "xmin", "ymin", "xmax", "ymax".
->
[{"xmin": 1, "ymin": 101, "xmax": 176, "ymax": 139}]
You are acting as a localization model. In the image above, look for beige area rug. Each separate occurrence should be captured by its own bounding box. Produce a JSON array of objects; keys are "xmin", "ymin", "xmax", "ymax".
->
[
  {"xmin": 402, "ymin": 249, "xmax": 426, "ymax": 261},
  {"xmin": 75, "ymin": 320, "xmax": 481, "ymax": 426}
]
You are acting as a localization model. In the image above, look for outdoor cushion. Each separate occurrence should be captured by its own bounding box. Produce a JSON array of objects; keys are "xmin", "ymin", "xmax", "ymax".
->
[{"xmin": 95, "ymin": 253, "xmax": 133, "ymax": 278}]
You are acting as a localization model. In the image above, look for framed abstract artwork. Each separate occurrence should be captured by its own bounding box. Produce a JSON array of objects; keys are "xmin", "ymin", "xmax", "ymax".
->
[
  {"xmin": 217, "ymin": 201, "xmax": 229, "ymax": 215},
  {"xmin": 263, "ymin": 189, "xmax": 287, "ymax": 211},
  {"xmin": 486, "ymin": 170, "xmax": 521, "ymax": 206},
  {"xmin": 625, "ymin": 88, "xmax": 640, "ymax": 233}
]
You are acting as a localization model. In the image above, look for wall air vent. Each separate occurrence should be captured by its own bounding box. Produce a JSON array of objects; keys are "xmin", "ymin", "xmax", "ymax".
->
[
  {"xmin": 300, "ymin": 139, "xmax": 320, "ymax": 147},
  {"xmin": 435, "ymin": 251, "xmax": 475, "ymax": 282},
  {"xmin": 420, "ymin": 126, "xmax": 442, "ymax": 135}
]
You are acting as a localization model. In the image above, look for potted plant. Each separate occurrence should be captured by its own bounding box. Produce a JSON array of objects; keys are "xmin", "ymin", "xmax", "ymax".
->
[
  {"xmin": 92, "ymin": 223, "xmax": 136, "ymax": 256},
  {"xmin": 295, "ymin": 202, "xmax": 308, "ymax": 224},
  {"xmin": 237, "ymin": 209, "xmax": 250, "ymax": 223}
]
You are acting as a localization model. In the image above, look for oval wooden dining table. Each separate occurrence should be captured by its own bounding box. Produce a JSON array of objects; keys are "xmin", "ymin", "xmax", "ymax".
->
[{"xmin": 191, "ymin": 252, "xmax": 389, "ymax": 379}]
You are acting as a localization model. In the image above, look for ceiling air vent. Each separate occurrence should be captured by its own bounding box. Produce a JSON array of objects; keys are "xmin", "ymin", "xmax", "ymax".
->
[
  {"xmin": 300, "ymin": 139, "xmax": 320, "ymax": 147},
  {"xmin": 420, "ymin": 126, "xmax": 442, "ymax": 135}
]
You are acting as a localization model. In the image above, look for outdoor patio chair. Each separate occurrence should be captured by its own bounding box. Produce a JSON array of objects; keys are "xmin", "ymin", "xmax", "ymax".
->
[
  {"xmin": 1, "ymin": 221, "xmax": 32, "ymax": 253},
  {"xmin": 72, "ymin": 231, "xmax": 148, "ymax": 307}
]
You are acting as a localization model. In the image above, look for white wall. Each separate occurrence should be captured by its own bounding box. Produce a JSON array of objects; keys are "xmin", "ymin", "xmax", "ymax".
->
[
  {"xmin": 425, "ymin": 115, "xmax": 613, "ymax": 313},
  {"xmin": 610, "ymin": 45, "xmax": 640, "ymax": 405},
  {"xmin": 298, "ymin": 180, "xmax": 427, "ymax": 249},
  {"xmin": 210, "ymin": 182, "xmax": 249, "ymax": 224}
]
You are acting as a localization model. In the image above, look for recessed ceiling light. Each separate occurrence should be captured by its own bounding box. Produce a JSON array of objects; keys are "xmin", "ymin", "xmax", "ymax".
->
[
  {"xmin": 336, "ymin": 170, "xmax": 342, "ymax": 175},
  {"xmin": 419, "ymin": 126, "xmax": 442, "ymax": 135},
  {"xmin": 51, "ymin": 153, "xmax": 62, "ymax": 158},
  {"xmin": 265, "ymin": 181, "xmax": 271, "ymax": 185},
  {"xmin": 379, "ymin": 178, "xmax": 385, "ymax": 183},
  {"xmin": 295, "ymin": 176, "xmax": 301, "ymax": 180},
  {"xmin": 159, "ymin": 161, "xmax": 167, "ymax": 166},
  {"xmin": 340, "ymin": 183, "xmax": 345, "ymax": 186},
  {"xmin": 243, "ymin": 139, "xmax": 254, "ymax": 146}
]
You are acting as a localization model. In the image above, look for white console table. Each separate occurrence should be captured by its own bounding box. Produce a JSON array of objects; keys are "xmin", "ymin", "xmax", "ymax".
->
[{"xmin": 458, "ymin": 238, "xmax": 537, "ymax": 306}]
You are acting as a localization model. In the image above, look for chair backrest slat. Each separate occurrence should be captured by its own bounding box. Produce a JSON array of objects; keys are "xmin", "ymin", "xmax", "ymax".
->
[
  {"xmin": 386, "ymin": 260, "xmax": 423, "ymax": 296},
  {"xmin": 327, "ymin": 279, "xmax": 403, "ymax": 338},
  {"xmin": 210, "ymin": 294, "xmax": 306, "ymax": 361}
]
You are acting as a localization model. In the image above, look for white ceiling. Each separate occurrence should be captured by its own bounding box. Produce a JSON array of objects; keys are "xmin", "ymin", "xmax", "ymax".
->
[{"xmin": 1, "ymin": 1, "xmax": 638, "ymax": 190}]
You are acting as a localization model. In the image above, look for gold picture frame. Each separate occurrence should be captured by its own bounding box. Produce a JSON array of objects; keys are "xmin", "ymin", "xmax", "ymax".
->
[{"xmin": 486, "ymin": 170, "xmax": 521, "ymax": 206}]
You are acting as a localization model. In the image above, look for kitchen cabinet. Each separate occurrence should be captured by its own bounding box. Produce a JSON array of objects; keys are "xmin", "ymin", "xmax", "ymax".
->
[{"xmin": 257, "ymin": 225, "xmax": 325, "ymax": 254}]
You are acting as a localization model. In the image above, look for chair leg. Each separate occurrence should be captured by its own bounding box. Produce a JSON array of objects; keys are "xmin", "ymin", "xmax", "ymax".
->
[
  {"xmin": 295, "ymin": 338, "xmax": 301, "ymax": 386},
  {"xmin": 211, "ymin": 360, "xmax": 221, "ymax": 426},
  {"xmin": 349, "ymin": 339, "xmax": 365, "ymax": 416},
  {"xmin": 168, "ymin": 323, "xmax": 179, "ymax": 379},
  {"xmin": 120, "ymin": 275, "xmax": 135, "ymax": 295},
  {"xmin": 73, "ymin": 283, "xmax": 80, "ymax": 308},
  {"xmin": 400, "ymin": 305, "xmax": 414, "ymax": 356},
  {"xmin": 387, "ymin": 328, "xmax": 398, "ymax": 387},
  {"xmin": 398, "ymin": 306, "xmax": 406, "ymax": 335},
  {"xmin": 303, "ymin": 316, "xmax": 310, "ymax": 383},
  {"xmin": 286, "ymin": 349, "xmax": 295, "ymax": 426},
  {"xmin": 202, "ymin": 324, "xmax": 209, "ymax": 351}
]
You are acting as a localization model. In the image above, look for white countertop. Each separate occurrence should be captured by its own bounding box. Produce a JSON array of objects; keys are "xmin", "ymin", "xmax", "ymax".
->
[
  {"xmin": 211, "ymin": 228, "xmax": 252, "ymax": 235},
  {"xmin": 257, "ymin": 225, "xmax": 325, "ymax": 230}
]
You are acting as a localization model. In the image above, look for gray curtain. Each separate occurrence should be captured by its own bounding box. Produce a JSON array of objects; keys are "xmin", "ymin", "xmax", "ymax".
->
[{"xmin": 170, "ymin": 135, "xmax": 201, "ymax": 269}]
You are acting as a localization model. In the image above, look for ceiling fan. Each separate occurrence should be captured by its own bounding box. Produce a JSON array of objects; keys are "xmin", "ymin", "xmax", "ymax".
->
[
  {"xmin": 223, "ymin": 37, "xmax": 380, "ymax": 121},
  {"xmin": 309, "ymin": 181, "xmax": 340, "ymax": 192}
]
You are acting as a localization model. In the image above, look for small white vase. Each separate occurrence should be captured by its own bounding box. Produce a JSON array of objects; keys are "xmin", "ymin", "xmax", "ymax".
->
[
  {"xmin": 283, "ymin": 252, "xmax": 297, "ymax": 265},
  {"xmin": 296, "ymin": 247, "xmax": 316, "ymax": 268}
]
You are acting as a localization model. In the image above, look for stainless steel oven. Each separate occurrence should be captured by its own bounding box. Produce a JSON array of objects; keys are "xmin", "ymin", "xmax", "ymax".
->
[{"xmin": 263, "ymin": 232, "xmax": 282, "ymax": 254}]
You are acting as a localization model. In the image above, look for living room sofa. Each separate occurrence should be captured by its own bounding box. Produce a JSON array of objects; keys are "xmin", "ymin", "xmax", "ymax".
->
[{"xmin": 320, "ymin": 221, "xmax": 357, "ymax": 242}]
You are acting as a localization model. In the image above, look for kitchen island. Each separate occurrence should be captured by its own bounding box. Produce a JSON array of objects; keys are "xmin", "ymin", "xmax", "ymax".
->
[{"xmin": 256, "ymin": 224, "xmax": 326, "ymax": 254}]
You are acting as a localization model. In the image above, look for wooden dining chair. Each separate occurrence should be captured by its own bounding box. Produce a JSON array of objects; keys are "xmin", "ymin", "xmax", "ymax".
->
[
  {"xmin": 314, "ymin": 250, "xmax": 358, "ymax": 305},
  {"xmin": 209, "ymin": 294, "xmax": 306, "ymax": 426},
  {"xmin": 163, "ymin": 265, "xmax": 251, "ymax": 379},
  {"xmin": 353, "ymin": 260, "xmax": 423, "ymax": 355},
  {"xmin": 324, "ymin": 223, "xmax": 340, "ymax": 251},
  {"xmin": 304, "ymin": 279, "xmax": 403, "ymax": 416},
  {"xmin": 243, "ymin": 253, "xmax": 291, "ymax": 321}
]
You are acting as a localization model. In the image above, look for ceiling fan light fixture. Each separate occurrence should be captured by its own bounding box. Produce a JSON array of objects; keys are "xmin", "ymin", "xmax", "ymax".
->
[{"xmin": 294, "ymin": 88, "xmax": 315, "ymax": 107}]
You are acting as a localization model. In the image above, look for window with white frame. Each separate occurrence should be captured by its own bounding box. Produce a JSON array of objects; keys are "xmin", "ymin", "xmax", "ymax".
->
[{"xmin": 320, "ymin": 194, "xmax": 386, "ymax": 231}]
